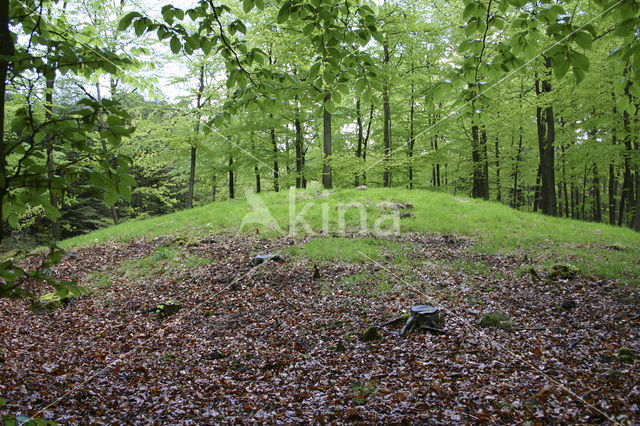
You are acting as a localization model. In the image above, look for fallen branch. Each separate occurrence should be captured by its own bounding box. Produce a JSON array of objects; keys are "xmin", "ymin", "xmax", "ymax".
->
[
  {"xmin": 378, "ymin": 316, "xmax": 406, "ymax": 327},
  {"xmin": 512, "ymin": 326, "xmax": 566, "ymax": 332},
  {"xmin": 568, "ymin": 337, "xmax": 585, "ymax": 350}
]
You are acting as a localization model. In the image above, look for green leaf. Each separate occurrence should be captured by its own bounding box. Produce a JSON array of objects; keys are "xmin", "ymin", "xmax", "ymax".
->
[
  {"xmin": 118, "ymin": 12, "xmax": 140, "ymax": 31},
  {"xmin": 303, "ymin": 22, "xmax": 315, "ymax": 36},
  {"xmin": 573, "ymin": 31, "xmax": 592, "ymax": 50},
  {"xmin": 170, "ymin": 36, "xmax": 181, "ymax": 54},
  {"xmin": 277, "ymin": 2, "xmax": 291, "ymax": 24},
  {"xmin": 332, "ymin": 90, "xmax": 342, "ymax": 104},
  {"xmin": 569, "ymin": 51, "xmax": 589, "ymax": 71},
  {"xmin": 614, "ymin": 18, "xmax": 638, "ymax": 37},
  {"xmin": 553, "ymin": 57, "xmax": 570, "ymax": 79},
  {"xmin": 309, "ymin": 62, "xmax": 321, "ymax": 80},
  {"xmin": 255, "ymin": 0, "xmax": 265, "ymax": 10},
  {"xmin": 324, "ymin": 98, "xmax": 335, "ymax": 114}
]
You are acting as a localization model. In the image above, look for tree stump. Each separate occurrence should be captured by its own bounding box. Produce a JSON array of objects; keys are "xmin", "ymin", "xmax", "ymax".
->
[{"xmin": 399, "ymin": 305, "xmax": 444, "ymax": 336}]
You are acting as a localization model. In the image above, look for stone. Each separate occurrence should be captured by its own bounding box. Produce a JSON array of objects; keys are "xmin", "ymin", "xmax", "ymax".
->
[
  {"xmin": 355, "ymin": 185, "xmax": 368, "ymax": 190},
  {"xmin": 248, "ymin": 253, "xmax": 285, "ymax": 267},
  {"xmin": 548, "ymin": 264, "xmax": 579, "ymax": 280},
  {"xmin": 561, "ymin": 299, "xmax": 577, "ymax": 311},
  {"xmin": 203, "ymin": 350, "xmax": 225, "ymax": 360}
]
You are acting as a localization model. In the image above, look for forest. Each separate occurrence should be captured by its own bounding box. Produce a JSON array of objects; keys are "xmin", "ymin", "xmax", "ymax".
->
[{"xmin": 1, "ymin": 0, "xmax": 640, "ymax": 250}]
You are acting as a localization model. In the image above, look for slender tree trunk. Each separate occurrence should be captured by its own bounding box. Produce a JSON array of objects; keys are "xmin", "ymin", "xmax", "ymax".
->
[
  {"xmin": 534, "ymin": 58, "xmax": 557, "ymax": 216},
  {"xmin": 0, "ymin": 0, "xmax": 13, "ymax": 245},
  {"xmin": 270, "ymin": 118, "xmax": 279, "ymax": 192},
  {"xmin": 255, "ymin": 166, "xmax": 261, "ymax": 193},
  {"xmin": 45, "ymin": 74, "xmax": 61, "ymax": 239},
  {"xmin": 560, "ymin": 144, "xmax": 569, "ymax": 218},
  {"xmin": 634, "ymin": 177, "xmax": 640, "ymax": 231},
  {"xmin": 619, "ymin": 112, "xmax": 632, "ymax": 226},
  {"xmin": 610, "ymin": 93, "xmax": 619, "ymax": 225},
  {"xmin": 228, "ymin": 156, "xmax": 234, "ymax": 199},
  {"xmin": 382, "ymin": 44, "xmax": 392, "ymax": 188},
  {"xmin": 593, "ymin": 163, "xmax": 602, "ymax": 222},
  {"xmin": 294, "ymin": 99, "xmax": 304, "ymax": 189},
  {"xmin": 355, "ymin": 99, "xmax": 363, "ymax": 187},
  {"xmin": 187, "ymin": 65, "xmax": 205, "ymax": 208},
  {"xmin": 533, "ymin": 165, "xmax": 542, "ymax": 212},
  {"xmin": 581, "ymin": 164, "xmax": 588, "ymax": 220},
  {"xmin": 494, "ymin": 135, "xmax": 500, "ymax": 202},
  {"xmin": 322, "ymin": 93, "xmax": 332, "ymax": 189},
  {"xmin": 187, "ymin": 146, "xmax": 197, "ymax": 207},
  {"xmin": 408, "ymin": 83, "xmax": 415, "ymax": 189},
  {"xmin": 211, "ymin": 175, "xmax": 216, "ymax": 201},
  {"xmin": 511, "ymin": 132, "xmax": 522, "ymax": 209},
  {"xmin": 362, "ymin": 101, "xmax": 373, "ymax": 185},
  {"xmin": 470, "ymin": 124, "xmax": 489, "ymax": 200},
  {"xmin": 609, "ymin": 163, "xmax": 617, "ymax": 224}
]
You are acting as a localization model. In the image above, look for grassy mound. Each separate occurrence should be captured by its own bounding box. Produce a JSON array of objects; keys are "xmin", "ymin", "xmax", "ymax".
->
[{"xmin": 60, "ymin": 188, "xmax": 640, "ymax": 284}]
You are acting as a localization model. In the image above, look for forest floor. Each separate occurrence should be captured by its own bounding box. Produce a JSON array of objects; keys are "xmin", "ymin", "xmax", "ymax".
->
[{"xmin": 1, "ymin": 232, "xmax": 639, "ymax": 424}]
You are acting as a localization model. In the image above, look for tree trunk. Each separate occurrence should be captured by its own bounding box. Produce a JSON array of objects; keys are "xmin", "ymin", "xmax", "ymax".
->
[
  {"xmin": 187, "ymin": 146, "xmax": 196, "ymax": 208},
  {"xmin": 408, "ymin": 83, "xmax": 415, "ymax": 189},
  {"xmin": 581, "ymin": 164, "xmax": 588, "ymax": 220},
  {"xmin": 270, "ymin": 124, "xmax": 279, "ymax": 192},
  {"xmin": 534, "ymin": 58, "xmax": 557, "ymax": 216},
  {"xmin": 45, "ymin": 74, "xmax": 60, "ymax": 240},
  {"xmin": 295, "ymin": 99, "xmax": 304, "ymax": 189},
  {"xmin": 228, "ymin": 156, "xmax": 234, "ymax": 199},
  {"xmin": 560, "ymin": 144, "xmax": 569, "ymax": 218},
  {"xmin": 470, "ymin": 124, "xmax": 489, "ymax": 200},
  {"xmin": 593, "ymin": 163, "xmax": 602, "ymax": 222},
  {"xmin": 494, "ymin": 135, "xmax": 500, "ymax": 202},
  {"xmin": 187, "ymin": 65, "xmax": 206, "ymax": 208},
  {"xmin": 533, "ymin": 165, "xmax": 542, "ymax": 212},
  {"xmin": 634, "ymin": 177, "xmax": 640, "ymax": 231},
  {"xmin": 362, "ymin": 101, "xmax": 374, "ymax": 185},
  {"xmin": 322, "ymin": 93, "xmax": 332, "ymax": 189},
  {"xmin": 619, "ymin": 70, "xmax": 635, "ymax": 227},
  {"xmin": 211, "ymin": 174, "xmax": 216, "ymax": 201},
  {"xmin": 355, "ymin": 99, "xmax": 363, "ymax": 187},
  {"xmin": 0, "ymin": 0, "xmax": 13, "ymax": 245},
  {"xmin": 382, "ymin": 44, "xmax": 392, "ymax": 188}
]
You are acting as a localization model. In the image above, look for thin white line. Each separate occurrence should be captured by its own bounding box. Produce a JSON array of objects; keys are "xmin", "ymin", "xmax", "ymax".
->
[
  {"xmin": 355, "ymin": 248, "xmax": 620, "ymax": 424},
  {"xmin": 358, "ymin": 0, "xmax": 623, "ymax": 178}
]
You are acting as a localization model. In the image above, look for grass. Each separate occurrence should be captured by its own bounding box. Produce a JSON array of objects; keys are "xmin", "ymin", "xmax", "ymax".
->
[
  {"xmin": 80, "ymin": 243, "xmax": 212, "ymax": 289},
  {"xmin": 288, "ymin": 236, "xmax": 403, "ymax": 263},
  {"xmin": 60, "ymin": 188, "xmax": 640, "ymax": 283}
]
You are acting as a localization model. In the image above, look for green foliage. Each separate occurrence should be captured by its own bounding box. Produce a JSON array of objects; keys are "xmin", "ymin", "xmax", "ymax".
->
[
  {"xmin": 351, "ymin": 380, "xmax": 377, "ymax": 405},
  {"xmin": 548, "ymin": 264, "xmax": 579, "ymax": 281},
  {"xmin": 479, "ymin": 312, "xmax": 513, "ymax": 329},
  {"xmin": 360, "ymin": 326, "xmax": 382, "ymax": 342}
]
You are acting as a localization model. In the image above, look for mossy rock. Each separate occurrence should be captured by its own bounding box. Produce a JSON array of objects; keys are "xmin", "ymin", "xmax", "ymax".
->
[
  {"xmin": 360, "ymin": 326, "xmax": 382, "ymax": 342},
  {"xmin": 619, "ymin": 355, "xmax": 634, "ymax": 364},
  {"xmin": 479, "ymin": 312, "xmax": 513, "ymax": 329},
  {"xmin": 548, "ymin": 264, "xmax": 579, "ymax": 280},
  {"xmin": 335, "ymin": 341, "xmax": 346, "ymax": 352},
  {"xmin": 618, "ymin": 346, "xmax": 634, "ymax": 364}
]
